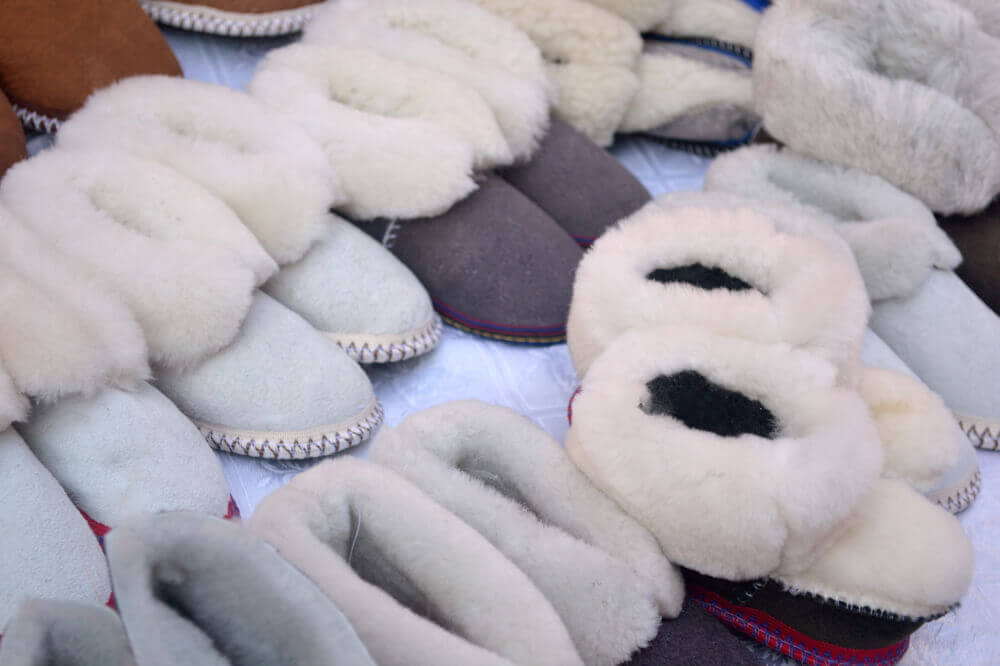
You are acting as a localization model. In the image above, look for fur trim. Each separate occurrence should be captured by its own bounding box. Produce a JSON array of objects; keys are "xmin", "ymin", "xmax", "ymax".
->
[
  {"xmin": 371, "ymin": 401, "xmax": 680, "ymax": 664},
  {"xmin": 654, "ymin": 0, "xmax": 762, "ymax": 49},
  {"xmin": 583, "ymin": 0, "xmax": 673, "ymax": 31},
  {"xmin": 547, "ymin": 63, "xmax": 639, "ymax": 146},
  {"xmin": 59, "ymin": 76, "xmax": 340, "ymax": 267},
  {"xmin": 566, "ymin": 326, "xmax": 884, "ymax": 580},
  {"xmin": 753, "ymin": 0, "xmax": 1000, "ymax": 214},
  {"xmin": 704, "ymin": 145, "xmax": 962, "ymax": 300},
  {"xmin": 567, "ymin": 198, "xmax": 870, "ymax": 378},
  {"xmin": 0, "ymin": 207, "xmax": 149, "ymax": 404},
  {"xmin": 0, "ymin": 149, "xmax": 265, "ymax": 369},
  {"xmin": 305, "ymin": 0, "xmax": 552, "ymax": 163},
  {"xmin": 951, "ymin": 0, "xmax": 1000, "ymax": 36},
  {"xmin": 0, "ymin": 366, "xmax": 28, "ymax": 430},
  {"xmin": 621, "ymin": 51, "xmax": 753, "ymax": 133},
  {"xmin": 250, "ymin": 458, "xmax": 584, "ymax": 666},
  {"xmin": 250, "ymin": 44, "xmax": 478, "ymax": 221},
  {"xmin": 777, "ymin": 479, "xmax": 974, "ymax": 619}
]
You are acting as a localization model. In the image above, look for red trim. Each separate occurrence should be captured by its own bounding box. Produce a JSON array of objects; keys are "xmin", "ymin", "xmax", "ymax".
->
[
  {"xmin": 567, "ymin": 386, "xmax": 582, "ymax": 424},
  {"xmin": 688, "ymin": 585, "xmax": 909, "ymax": 666},
  {"xmin": 80, "ymin": 496, "xmax": 241, "ymax": 547}
]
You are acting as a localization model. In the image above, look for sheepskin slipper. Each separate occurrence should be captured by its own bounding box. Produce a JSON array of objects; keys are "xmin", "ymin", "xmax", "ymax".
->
[
  {"xmin": 371, "ymin": 401, "xmax": 682, "ymax": 666},
  {"xmin": 0, "ymin": 430, "xmax": 111, "ymax": 633},
  {"xmin": 464, "ymin": 0, "xmax": 643, "ymax": 147},
  {"xmin": 0, "ymin": 91, "xmax": 25, "ymax": 177},
  {"xmin": 304, "ymin": 0, "xmax": 552, "ymax": 165},
  {"xmin": 139, "ymin": 0, "xmax": 323, "ymax": 37},
  {"xmin": 17, "ymin": 382, "xmax": 233, "ymax": 538},
  {"xmin": 249, "ymin": 43, "xmax": 482, "ymax": 221},
  {"xmin": 251, "ymin": 458, "xmax": 584, "ymax": 666},
  {"xmin": 578, "ymin": 0, "xmax": 671, "ymax": 31},
  {"xmin": 567, "ymin": 327, "xmax": 974, "ymax": 665},
  {"xmin": 0, "ymin": 0, "xmax": 180, "ymax": 133},
  {"xmin": 753, "ymin": 0, "xmax": 1000, "ymax": 214},
  {"xmin": 620, "ymin": 38, "xmax": 758, "ymax": 155},
  {"xmin": 0, "ymin": 148, "xmax": 270, "ymax": 370},
  {"xmin": 648, "ymin": 0, "xmax": 765, "ymax": 58},
  {"xmin": 156, "ymin": 292, "xmax": 382, "ymax": 460},
  {"xmin": 60, "ymin": 77, "xmax": 441, "ymax": 364},
  {"xmin": 951, "ymin": 0, "xmax": 1000, "ymax": 35},
  {"xmin": 105, "ymin": 512, "xmax": 376, "ymax": 666},
  {"xmin": 939, "ymin": 201, "xmax": 1000, "ymax": 317},
  {"xmin": 500, "ymin": 116, "xmax": 651, "ymax": 247},
  {"xmin": 0, "ymin": 601, "xmax": 135, "ymax": 666},
  {"xmin": 360, "ymin": 175, "xmax": 582, "ymax": 345},
  {"xmin": 705, "ymin": 146, "xmax": 1000, "ymax": 453}
]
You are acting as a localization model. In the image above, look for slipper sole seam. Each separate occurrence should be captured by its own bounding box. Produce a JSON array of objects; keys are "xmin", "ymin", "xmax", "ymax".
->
[
  {"xmin": 329, "ymin": 315, "xmax": 442, "ymax": 364},
  {"xmin": 139, "ymin": 0, "xmax": 316, "ymax": 36}
]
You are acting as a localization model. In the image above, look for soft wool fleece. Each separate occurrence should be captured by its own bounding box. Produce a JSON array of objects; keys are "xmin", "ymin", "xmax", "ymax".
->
[
  {"xmin": 704, "ymin": 145, "xmax": 962, "ymax": 301},
  {"xmin": 567, "ymin": 200, "xmax": 869, "ymax": 378},
  {"xmin": 0, "ymin": 601, "xmax": 136, "ymax": 666},
  {"xmin": 250, "ymin": 44, "xmax": 478, "ymax": 221},
  {"xmin": 0, "ymin": 149, "xmax": 266, "ymax": 369},
  {"xmin": 305, "ymin": 0, "xmax": 552, "ymax": 163},
  {"xmin": 371, "ymin": 401, "xmax": 680, "ymax": 666},
  {"xmin": 0, "ymin": 207, "xmax": 149, "ymax": 403},
  {"xmin": 951, "ymin": 0, "xmax": 1000, "ymax": 35},
  {"xmin": 251, "ymin": 459, "xmax": 584, "ymax": 666},
  {"xmin": 583, "ymin": 0, "xmax": 672, "ymax": 31},
  {"xmin": 567, "ymin": 326, "xmax": 884, "ymax": 581},
  {"xmin": 59, "ymin": 75, "xmax": 340, "ymax": 266},
  {"xmin": 754, "ymin": 0, "xmax": 1000, "ymax": 214},
  {"xmin": 654, "ymin": 0, "xmax": 762, "ymax": 49}
]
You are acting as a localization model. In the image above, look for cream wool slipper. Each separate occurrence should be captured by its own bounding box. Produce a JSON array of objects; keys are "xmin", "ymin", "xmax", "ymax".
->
[
  {"xmin": 0, "ymin": 430, "xmax": 111, "ymax": 634},
  {"xmin": 0, "ymin": 601, "xmax": 135, "ymax": 666},
  {"xmin": 650, "ymin": 0, "xmax": 764, "ymax": 57},
  {"xmin": 371, "ymin": 401, "xmax": 680, "ymax": 666},
  {"xmin": 579, "ymin": 0, "xmax": 671, "ymax": 31},
  {"xmin": 753, "ymin": 0, "xmax": 1000, "ymax": 215},
  {"xmin": 705, "ymin": 145, "xmax": 1000, "ymax": 453},
  {"xmin": 17, "ymin": 382, "xmax": 234, "ymax": 539},
  {"xmin": 139, "ymin": 0, "xmax": 323, "ymax": 37},
  {"xmin": 568, "ymin": 327, "xmax": 974, "ymax": 666},
  {"xmin": 251, "ymin": 458, "xmax": 584, "ymax": 666},
  {"xmin": 156, "ymin": 292, "xmax": 382, "ymax": 460},
  {"xmin": 106, "ymin": 512, "xmax": 375, "ymax": 666},
  {"xmin": 60, "ymin": 76, "xmax": 441, "ymax": 364}
]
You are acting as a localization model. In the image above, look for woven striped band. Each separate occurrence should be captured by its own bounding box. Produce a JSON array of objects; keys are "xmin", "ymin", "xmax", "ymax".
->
[{"xmin": 434, "ymin": 300, "xmax": 566, "ymax": 345}]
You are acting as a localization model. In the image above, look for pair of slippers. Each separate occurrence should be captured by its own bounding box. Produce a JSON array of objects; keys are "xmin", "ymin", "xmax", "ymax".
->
[
  {"xmin": 249, "ymin": 401, "xmax": 764, "ymax": 665},
  {"xmin": 566, "ymin": 194, "xmax": 975, "ymax": 663},
  {"xmin": 241, "ymin": 0, "xmax": 652, "ymax": 344},
  {"xmin": 0, "ymin": 512, "xmax": 376, "ymax": 665}
]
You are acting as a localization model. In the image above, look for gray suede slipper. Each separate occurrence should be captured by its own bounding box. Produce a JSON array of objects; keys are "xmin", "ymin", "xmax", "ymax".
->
[{"xmin": 0, "ymin": 601, "xmax": 134, "ymax": 666}]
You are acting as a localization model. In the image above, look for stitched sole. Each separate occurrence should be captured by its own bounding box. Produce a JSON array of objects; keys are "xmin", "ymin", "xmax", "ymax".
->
[
  {"xmin": 328, "ymin": 315, "xmax": 442, "ymax": 364},
  {"xmin": 956, "ymin": 412, "xmax": 1000, "ymax": 451},
  {"xmin": 929, "ymin": 466, "xmax": 982, "ymax": 515},
  {"xmin": 689, "ymin": 585, "xmax": 910, "ymax": 666},
  {"xmin": 139, "ymin": 0, "xmax": 320, "ymax": 36},
  {"xmin": 195, "ymin": 398, "xmax": 384, "ymax": 460},
  {"xmin": 13, "ymin": 104, "xmax": 60, "ymax": 133}
]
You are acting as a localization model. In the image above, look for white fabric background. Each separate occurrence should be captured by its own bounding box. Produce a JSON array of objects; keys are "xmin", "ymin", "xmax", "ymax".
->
[{"xmin": 59, "ymin": 27, "xmax": 996, "ymax": 665}]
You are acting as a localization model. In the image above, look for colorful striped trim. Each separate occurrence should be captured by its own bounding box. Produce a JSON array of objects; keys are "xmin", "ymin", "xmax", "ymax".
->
[
  {"xmin": 79, "ymin": 496, "xmax": 240, "ymax": 548},
  {"xmin": 434, "ymin": 300, "xmax": 566, "ymax": 345},
  {"xmin": 689, "ymin": 585, "xmax": 910, "ymax": 666},
  {"xmin": 572, "ymin": 235, "xmax": 598, "ymax": 248}
]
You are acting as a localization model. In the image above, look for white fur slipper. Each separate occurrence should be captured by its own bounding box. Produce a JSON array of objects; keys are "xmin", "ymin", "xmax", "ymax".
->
[
  {"xmin": 304, "ymin": 0, "xmax": 552, "ymax": 164},
  {"xmin": 0, "ymin": 601, "xmax": 134, "ymax": 666},
  {"xmin": 249, "ymin": 43, "xmax": 481, "ymax": 220},
  {"xmin": 579, "ymin": 0, "xmax": 671, "ymax": 31},
  {"xmin": 17, "ymin": 382, "xmax": 234, "ymax": 538},
  {"xmin": 754, "ymin": 0, "xmax": 1000, "ymax": 214},
  {"xmin": 0, "ymin": 148, "xmax": 269, "ymax": 370},
  {"xmin": 705, "ymin": 145, "xmax": 1000, "ymax": 452},
  {"xmin": 952, "ymin": 0, "xmax": 1000, "ymax": 35},
  {"xmin": 105, "ymin": 512, "xmax": 375, "ymax": 666},
  {"xmin": 568, "ymin": 326, "xmax": 974, "ymax": 665},
  {"xmin": 0, "ymin": 429, "xmax": 111, "ymax": 633},
  {"xmin": 156, "ymin": 292, "xmax": 382, "ymax": 460},
  {"xmin": 650, "ymin": 0, "xmax": 764, "ymax": 56},
  {"xmin": 139, "ymin": 0, "xmax": 323, "ymax": 36},
  {"xmin": 60, "ymin": 77, "xmax": 441, "ymax": 364},
  {"xmin": 371, "ymin": 401, "xmax": 681, "ymax": 666},
  {"xmin": 251, "ymin": 458, "xmax": 584, "ymax": 666}
]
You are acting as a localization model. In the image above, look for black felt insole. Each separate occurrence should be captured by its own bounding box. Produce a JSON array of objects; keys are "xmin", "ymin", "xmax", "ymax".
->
[{"xmin": 646, "ymin": 263, "xmax": 754, "ymax": 292}]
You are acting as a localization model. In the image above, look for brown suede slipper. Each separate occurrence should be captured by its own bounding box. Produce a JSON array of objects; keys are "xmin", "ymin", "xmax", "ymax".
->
[
  {"xmin": 358, "ymin": 174, "xmax": 582, "ymax": 345},
  {"xmin": 939, "ymin": 200, "xmax": 1000, "ymax": 316},
  {"xmin": 500, "ymin": 116, "xmax": 651, "ymax": 248},
  {"xmin": 0, "ymin": 0, "xmax": 181, "ymax": 132},
  {"xmin": 140, "ymin": 0, "xmax": 324, "ymax": 36},
  {"xmin": 0, "ymin": 90, "xmax": 26, "ymax": 177}
]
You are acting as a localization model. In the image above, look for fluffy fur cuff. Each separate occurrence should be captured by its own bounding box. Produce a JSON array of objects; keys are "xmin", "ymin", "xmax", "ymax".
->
[
  {"xmin": 371, "ymin": 401, "xmax": 679, "ymax": 665},
  {"xmin": 584, "ymin": 0, "xmax": 672, "ymax": 31},
  {"xmin": 567, "ymin": 197, "xmax": 869, "ymax": 378},
  {"xmin": 251, "ymin": 458, "xmax": 584, "ymax": 666},
  {"xmin": 0, "ymin": 149, "xmax": 266, "ymax": 369},
  {"xmin": 58, "ymin": 76, "xmax": 340, "ymax": 267},
  {"xmin": 952, "ymin": 0, "xmax": 1000, "ymax": 36},
  {"xmin": 704, "ymin": 145, "xmax": 962, "ymax": 301},
  {"xmin": 754, "ymin": 0, "xmax": 1000, "ymax": 214},
  {"xmin": 250, "ymin": 44, "xmax": 480, "ymax": 220},
  {"xmin": 305, "ymin": 0, "xmax": 551, "ymax": 163},
  {"xmin": 0, "ymin": 207, "xmax": 149, "ymax": 404},
  {"xmin": 567, "ymin": 326, "xmax": 884, "ymax": 580},
  {"xmin": 653, "ymin": 0, "xmax": 762, "ymax": 50}
]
